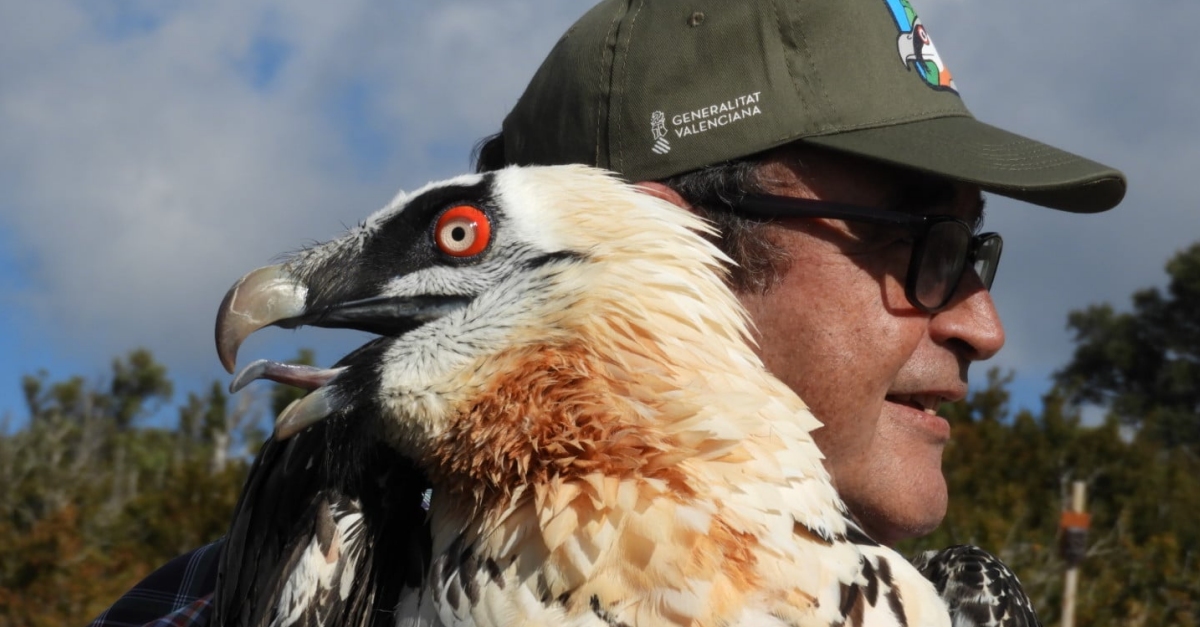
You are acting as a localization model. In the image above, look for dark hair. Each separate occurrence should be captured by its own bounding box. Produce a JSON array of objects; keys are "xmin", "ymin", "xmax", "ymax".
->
[
  {"xmin": 472, "ymin": 132, "xmax": 507, "ymax": 174},
  {"xmin": 471, "ymin": 133, "xmax": 789, "ymax": 293}
]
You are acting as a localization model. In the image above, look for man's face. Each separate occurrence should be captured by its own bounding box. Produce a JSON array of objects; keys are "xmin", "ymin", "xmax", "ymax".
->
[{"xmin": 736, "ymin": 147, "xmax": 1005, "ymax": 546}]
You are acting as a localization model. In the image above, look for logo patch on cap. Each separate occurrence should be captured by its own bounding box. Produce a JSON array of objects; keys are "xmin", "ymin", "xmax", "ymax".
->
[
  {"xmin": 882, "ymin": 0, "xmax": 957, "ymax": 93},
  {"xmin": 647, "ymin": 92, "xmax": 763, "ymax": 156},
  {"xmin": 650, "ymin": 111, "xmax": 671, "ymax": 155}
]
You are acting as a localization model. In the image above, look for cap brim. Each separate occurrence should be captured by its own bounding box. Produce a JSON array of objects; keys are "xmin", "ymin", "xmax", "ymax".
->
[{"xmin": 803, "ymin": 116, "xmax": 1126, "ymax": 213}]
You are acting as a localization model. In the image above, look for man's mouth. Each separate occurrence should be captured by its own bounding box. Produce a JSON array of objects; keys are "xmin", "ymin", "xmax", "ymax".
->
[{"xmin": 885, "ymin": 394, "xmax": 945, "ymax": 415}]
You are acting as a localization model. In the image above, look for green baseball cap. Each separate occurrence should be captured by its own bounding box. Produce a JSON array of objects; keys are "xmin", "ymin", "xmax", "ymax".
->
[{"xmin": 501, "ymin": 0, "xmax": 1126, "ymax": 213}]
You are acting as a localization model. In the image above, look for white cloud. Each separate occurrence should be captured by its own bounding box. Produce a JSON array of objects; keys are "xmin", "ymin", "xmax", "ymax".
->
[{"xmin": 0, "ymin": 0, "xmax": 593, "ymax": 390}]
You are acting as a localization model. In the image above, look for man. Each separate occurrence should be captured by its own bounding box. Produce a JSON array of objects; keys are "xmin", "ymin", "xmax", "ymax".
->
[{"xmin": 89, "ymin": 0, "xmax": 1125, "ymax": 624}]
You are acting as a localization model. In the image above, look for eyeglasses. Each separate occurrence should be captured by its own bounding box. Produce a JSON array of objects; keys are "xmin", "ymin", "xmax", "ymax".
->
[{"xmin": 735, "ymin": 194, "xmax": 1002, "ymax": 313}]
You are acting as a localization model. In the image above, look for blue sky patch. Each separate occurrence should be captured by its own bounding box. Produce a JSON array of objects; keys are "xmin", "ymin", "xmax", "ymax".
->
[
  {"xmin": 233, "ymin": 10, "xmax": 294, "ymax": 91},
  {"xmin": 79, "ymin": 0, "xmax": 180, "ymax": 41},
  {"xmin": 236, "ymin": 33, "xmax": 293, "ymax": 90},
  {"xmin": 324, "ymin": 80, "xmax": 394, "ymax": 177}
]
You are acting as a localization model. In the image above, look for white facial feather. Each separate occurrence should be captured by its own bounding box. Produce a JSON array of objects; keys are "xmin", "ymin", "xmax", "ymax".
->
[
  {"xmin": 374, "ymin": 257, "xmax": 575, "ymax": 442},
  {"xmin": 379, "ymin": 242, "xmax": 546, "ymax": 298},
  {"xmin": 368, "ymin": 167, "xmax": 699, "ymax": 446}
]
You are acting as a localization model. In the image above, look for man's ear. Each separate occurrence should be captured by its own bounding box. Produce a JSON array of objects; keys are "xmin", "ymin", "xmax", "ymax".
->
[{"xmin": 634, "ymin": 182, "xmax": 691, "ymax": 211}]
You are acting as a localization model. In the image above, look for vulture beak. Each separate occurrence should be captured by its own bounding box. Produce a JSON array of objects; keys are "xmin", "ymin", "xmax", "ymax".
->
[
  {"xmin": 215, "ymin": 262, "xmax": 471, "ymax": 439},
  {"xmin": 215, "ymin": 263, "xmax": 471, "ymax": 373}
]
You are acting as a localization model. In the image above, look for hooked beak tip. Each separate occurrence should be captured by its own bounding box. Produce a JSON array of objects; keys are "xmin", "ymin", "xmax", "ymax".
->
[{"xmin": 215, "ymin": 265, "xmax": 308, "ymax": 373}]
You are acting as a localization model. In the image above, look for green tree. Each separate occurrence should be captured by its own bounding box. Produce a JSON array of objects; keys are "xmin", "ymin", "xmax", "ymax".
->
[
  {"xmin": 0, "ymin": 349, "xmax": 264, "ymax": 626},
  {"xmin": 109, "ymin": 348, "xmax": 174, "ymax": 430},
  {"xmin": 902, "ymin": 369, "xmax": 1200, "ymax": 626},
  {"xmin": 1056, "ymin": 242, "xmax": 1200, "ymax": 450}
]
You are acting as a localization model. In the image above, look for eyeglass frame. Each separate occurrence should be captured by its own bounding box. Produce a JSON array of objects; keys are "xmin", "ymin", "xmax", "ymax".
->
[{"xmin": 733, "ymin": 193, "xmax": 1003, "ymax": 313}]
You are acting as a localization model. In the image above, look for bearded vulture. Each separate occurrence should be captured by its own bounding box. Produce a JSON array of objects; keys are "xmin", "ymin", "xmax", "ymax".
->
[{"xmin": 212, "ymin": 165, "xmax": 974, "ymax": 627}]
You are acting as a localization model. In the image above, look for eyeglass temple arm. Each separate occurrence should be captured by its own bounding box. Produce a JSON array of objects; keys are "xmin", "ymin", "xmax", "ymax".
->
[{"xmin": 736, "ymin": 194, "xmax": 921, "ymax": 226}]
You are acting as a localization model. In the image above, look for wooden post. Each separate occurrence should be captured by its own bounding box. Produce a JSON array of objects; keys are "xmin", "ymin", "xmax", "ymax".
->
[{"xmin": 1060, "ymin": 481, "xmax": 1089, "ymax": 627}]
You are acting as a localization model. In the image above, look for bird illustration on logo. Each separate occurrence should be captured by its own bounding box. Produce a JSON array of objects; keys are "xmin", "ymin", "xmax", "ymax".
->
[{"xmin": 883, "ymin": 0, "xmax": 957, "ymax": 93}]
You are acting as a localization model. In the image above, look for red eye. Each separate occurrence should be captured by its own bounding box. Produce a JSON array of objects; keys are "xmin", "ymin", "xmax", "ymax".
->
[{"xmin": 434, "ymin": 205, "xmax": 491, "ymax": 257}]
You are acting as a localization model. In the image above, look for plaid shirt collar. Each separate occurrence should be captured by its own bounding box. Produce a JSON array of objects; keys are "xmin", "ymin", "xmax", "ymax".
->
[{"xmin": 87, "ymin": 539, "xmax": 221, "ymax": 627}]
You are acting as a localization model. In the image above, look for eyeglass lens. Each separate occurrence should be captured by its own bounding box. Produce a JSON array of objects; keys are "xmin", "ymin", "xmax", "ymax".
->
[
  {"xmin": 973, "ymin": 235, "xmax": 1002, "ymax": 290},
  {"xmin": 914, "ymin": 221, "xmax": 969, "ymax": 309},
  {"xmin": 913, "ymin": 225, "xmax": 1003, "ymax": 310}
]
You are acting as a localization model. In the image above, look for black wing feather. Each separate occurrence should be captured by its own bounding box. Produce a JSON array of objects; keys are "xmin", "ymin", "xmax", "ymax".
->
[
  {"xmin": 911, "ymin": 544, "xmax": 1042, "ymax": 627},
  {"xmin": 213, "ymin": 408, "xmax": 431, "ymax": 627}
]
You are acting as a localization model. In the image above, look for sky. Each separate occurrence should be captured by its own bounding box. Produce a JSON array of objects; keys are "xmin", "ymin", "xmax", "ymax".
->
[{"xmin": 0, "ymin": 0, "xmax": 1195, "ymax": 427}]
